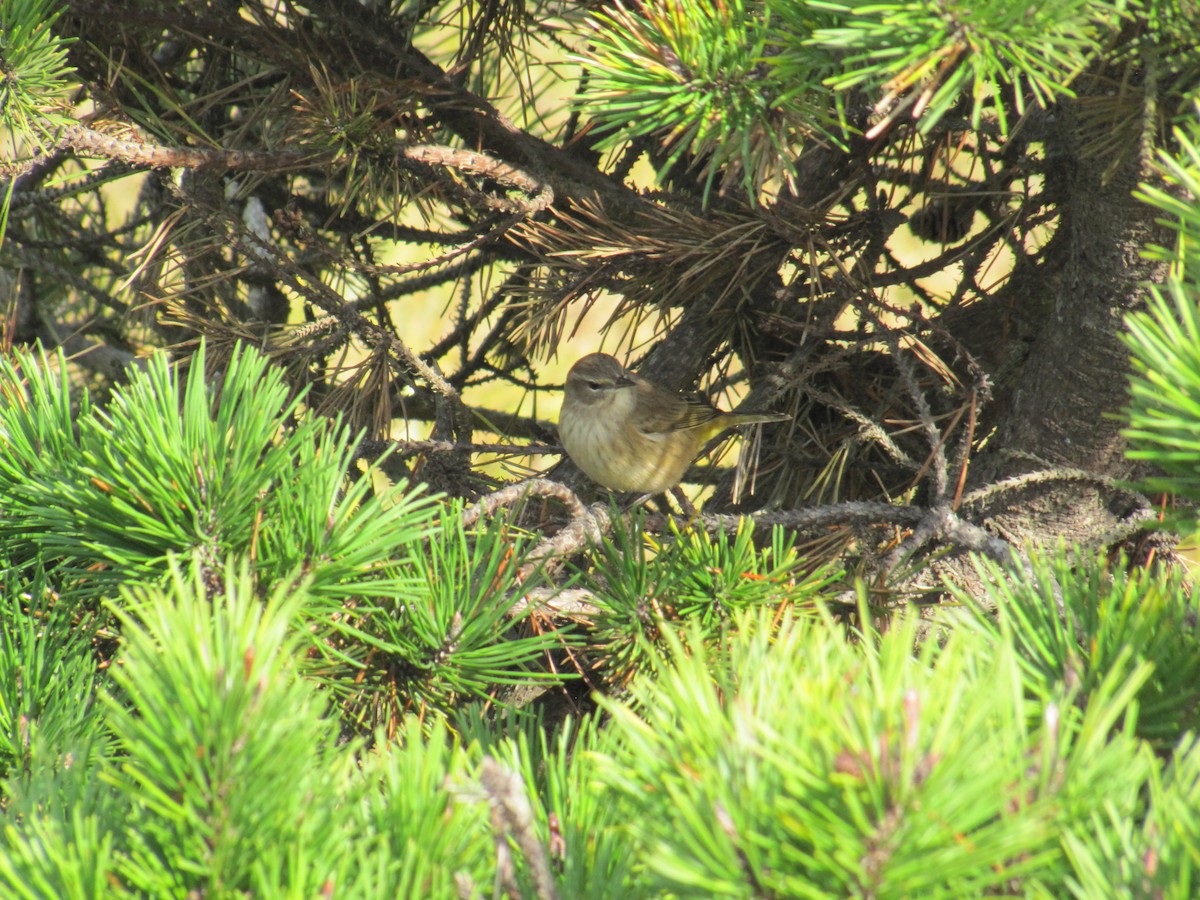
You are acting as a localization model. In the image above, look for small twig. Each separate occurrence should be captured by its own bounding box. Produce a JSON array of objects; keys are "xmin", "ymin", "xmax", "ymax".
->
[
  {"xmin": 885, "ymin": 502, "xmax": 1016, "ymax": 579},
  {"xmin": 5, "ymin": 243, "xmax": 132, "ymax": 315},
  {"xmin": 462, "ymin": 479, "xmax": 611, "ymax": 580},
  {"xmin": 878, "ymin": 510, "xmax": 944, "ymax": 578},
  {"xmin": 58, "ymin": 122, "xmax": 314, "ymax": 172},
  {"xmin": 356, "ymin": 438, "xmax": 560, "ymax": 460},
  {"xmin": 479, "ymin": 757, "xmax": 559, "ymax": 900},
  {"xmin": 0, "ymin": 153, "xmax": 53, "ymax": 179},
  {"xmin": 889, "ymin": 333, "xmax": 950, "ymax": 500},
  {"xmin": 927, "ymin": 505, "xmax": 1012, "ymax": 560},
  {"xmin": 952, "ymin": 389, "xmax": 979, "ymax": 509},
  {"xmin": 171, "ymin": 180, "xmax": 470, "ymax": 423},
  {"xmin": 401, "ymin": 144, "xmax": 554, "ymax": 214},
  {"xmin": 354, "ymin": 210, "xmax": 525, "ymax": 279},
  {"xmin": 524, "ymin": 502, "xmax": 611, "ymax": 578},
  {"xmin": 892, "ymin": 304, "xmax": 995, "ymax": 510},
  {"xmin": 1089, "ymin": 507, "xmax": 1163, "ymax": 553},
  {"xmin": 803, "ymin": 384, "xmax": 918, "ymax": 471},
  {"xmin": 642, "ymin": 500, "xmax": 928, "ymax": 536},
  {"xmin": 506, "ymin": 587, "xmax": 599, "ymax": 617},
  {"xmin": 959, "ymin": 465, "xmax": 1153, "ymax": 512},
  {"xmin": 461, "ymin": 478, "xmax": 587, "ymax": 529},
  {"xmin": 908, "ymin": 397, "xmax": 966, "ymax": 495}
]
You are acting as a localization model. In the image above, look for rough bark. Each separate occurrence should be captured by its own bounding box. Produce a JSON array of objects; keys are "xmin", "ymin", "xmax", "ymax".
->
[{"xmin": 962, "ymin": 103, "xmax": 1170, "ymax": 551}]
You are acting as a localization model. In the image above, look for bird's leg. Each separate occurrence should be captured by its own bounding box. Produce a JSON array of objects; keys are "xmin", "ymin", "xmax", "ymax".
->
[
  {"xmin": 669, "ymin": 486, "xmax": 699, "ymax": 521},
  {"xmin": 622, "ymin": 491, "xmax": 657, "ymax": 511},
  {"xmin": 619, "ymin": 491, "xmax": 674, "ymax": 516}
]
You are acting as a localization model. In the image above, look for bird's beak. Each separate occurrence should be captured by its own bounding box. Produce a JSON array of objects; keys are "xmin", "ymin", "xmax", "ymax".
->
[{"xmin": 616, "ymin": 373, "xmax": 637, "ymax": 388}]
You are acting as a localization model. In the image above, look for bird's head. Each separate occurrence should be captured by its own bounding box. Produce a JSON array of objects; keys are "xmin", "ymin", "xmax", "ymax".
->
[{"xmin": 563, "ymin": 352, "xmax": 637, "ymax": 410}]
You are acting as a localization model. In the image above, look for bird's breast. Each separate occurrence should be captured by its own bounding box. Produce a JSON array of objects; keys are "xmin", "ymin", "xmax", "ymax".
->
[{"xmin": 560, "ymin": 391, "xmax": 694, "ymax": 492}]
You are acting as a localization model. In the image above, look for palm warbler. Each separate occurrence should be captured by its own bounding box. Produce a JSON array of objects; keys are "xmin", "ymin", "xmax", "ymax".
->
[{"xmin": 558, "ymin": 352, "xmax": 789, "ymax": 493}]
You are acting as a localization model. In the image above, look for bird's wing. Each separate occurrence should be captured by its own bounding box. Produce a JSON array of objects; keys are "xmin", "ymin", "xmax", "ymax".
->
[{"xmin": 638, "ymin": 392, "xmax": 723, "ymax": 434}]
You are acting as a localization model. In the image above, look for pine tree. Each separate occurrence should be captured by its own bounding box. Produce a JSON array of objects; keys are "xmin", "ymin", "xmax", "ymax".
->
[{"xmin": 3, "ymin": 0, "xmax": 1200, "ymax": 896}]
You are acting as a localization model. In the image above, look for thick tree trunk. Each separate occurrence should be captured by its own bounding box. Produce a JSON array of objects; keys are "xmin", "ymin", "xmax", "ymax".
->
[{"xmin": 961, "ymin": 104, "xmax": 1169, "ymax": 550}]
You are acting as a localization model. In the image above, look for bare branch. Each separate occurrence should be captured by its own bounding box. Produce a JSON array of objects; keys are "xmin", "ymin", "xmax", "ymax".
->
[{"xmin": 479, "ymin": 757, "xmax": 560, "ymax": 900}]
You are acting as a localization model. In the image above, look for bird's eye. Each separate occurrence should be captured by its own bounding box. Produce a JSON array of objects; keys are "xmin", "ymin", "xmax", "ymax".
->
[{"xmin": 586, "ymin": 380, "xmax": 602, "ymax": 391}]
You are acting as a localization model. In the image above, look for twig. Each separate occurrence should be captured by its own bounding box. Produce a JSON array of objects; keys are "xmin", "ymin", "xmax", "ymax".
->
[
  {"xmin": 58, "ymin": 122, "xmax": 314, "ymax": 171},
  {"xmin": 524, "ymin": 502, "xmax": 611, "ymax": 577},
  {"xmin": 878, "ymin": 509, "xmax": 943, "ymax": 577},
  {"xmin": 959, "ymin": 464, "xmax": 1153, "ymax": 512},
  {"xmin": 171, "ymin": 178, "xmax": 470, "ymax": 423},
  {"xmin": 506, "ymin": 587, "xmax": 599, "ymax": 617},
  {"xmin": 889, "ymin": 332, "xmax": 950, "ymax": 500},
  {"xmin": 401, "ymin": 144, "xmax": 554, "ymax": 214},
  {"xmin": 644, "ymin": 500, "xmax": 928, "ymax": 536},
  {"xmin": 461, "ymin": 478, "xmax": 587, "ymax": 529},
  {"xmin": 879, "ymin": 502, "xmax": 1013, "ymax": 578},
  {"xmin": 891, "ymin": 303, "xmax": 995, "ymax": 509},
  {"xmin": 462, "ymin": 478, "xmax": 611, "ymax": 580},
  {"xmin": 803, "ymin": 384, "xmax": 918, "ymax": 471},
  {"xmin": 479, "ymin": 757, "xmax": 559, "ymax": 900},
  {"xmin": 356, "ymin": 438, "xmax": 561, "ymax": 460}
]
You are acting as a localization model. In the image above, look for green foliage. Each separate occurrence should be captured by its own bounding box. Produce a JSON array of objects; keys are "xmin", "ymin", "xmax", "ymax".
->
[
  {"xmin": 1061, "ymin": 732, "xmax": 1200, "ymax": 898},
  {"xmin": 0, "ymin": 570, "xmax": 107, "ymax": 781},
  {"xmin": 1123, "ymin": 279, "xmax": 1200, "ymax": 503},
  {"xmin": 575, "ymin": 0, "xmax": 841, "ymax": 204},
  {"xmin": 574, "ymin": 0, "xmax": 1136, "ymax": 202},
  {"xmin": 0, "ymin": 349, "xmax": 86, "ymax": 553},
  {"xmin": 0, "ymin": 344, "xmax": 439, "ymax": 600},
  {"xmin": 459, "ymin": 595, "xmax": 1200, "ymax": 896},
  {"xmin": 3, "ymin": 0, "xmax": 1200, "ymax": 893},
  {"xmin": 807, "ymin": 0, "xmax": 1124, "ymax": 134},
  {"xmin": 0, "ymin": 562, "xmax": 499, "ymax": 897},
  {"xmin": 101, "ymin": 563, "xmax": 347, "ymax": 896},
  {"xmin": 0, "ymin": 343, "xmax": 574, "ymax": 731},
  {"xmin": 0, "ymin": 810, "xmax": 116, "ymax": 900},
  {"xmin": 455, "ymin": 708, "xmax": 644, "ymax": 898},
  {"xmin": 957, "ymin": 550, "xmax": 1200, "ymax": 745},
  {"xmin": 1135, "ymin": 107, "xmax": 1200, "ymax": 278},
  {"xmin": 1144, "ymin": 735, "xmax": 1200, "ymax": 893},
  {"xmin": 1140, "ymin": 2, "xmax": 1200, "ymax": 126},
  {"xmin": 0, "ymin": 0, "xmax": 77, "ymax": 148},
  {"xmin": 587, "ymin": 608, "xmax": 1155, "ymax": 897},
  {"xmin": 2, "ymin": 543, "xmax": 1197, "ymax": 896},
  {"xmin": 353, "ymin": 716, "xmax": 493, "ymax": 898},
  {"xmin": 581, "ymin": 512, "xmax": 835, "ymax": 683},
  {"xmin": 304, "ymin": 510, "xmax": 572, "ymax": 730}
]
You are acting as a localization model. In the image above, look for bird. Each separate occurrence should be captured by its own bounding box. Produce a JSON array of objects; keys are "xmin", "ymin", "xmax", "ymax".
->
[{"xmin": 558, "ymin": 352, "xmax": 789, "ymax": 493}]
